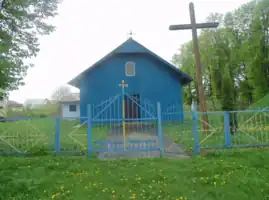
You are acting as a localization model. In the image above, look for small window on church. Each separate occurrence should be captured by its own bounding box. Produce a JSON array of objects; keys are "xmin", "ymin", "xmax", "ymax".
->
[{"xmin": 125, "ymin": 61, "xmax": 136, "ymax": 76}]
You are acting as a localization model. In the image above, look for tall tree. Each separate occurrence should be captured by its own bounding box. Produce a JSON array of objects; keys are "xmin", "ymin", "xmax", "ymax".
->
[
  {"xmin": 0, "ymin": 0, "xmax": 61, "ymax": 97},
  {"xmin": 172, "ymin": 0, "xmax": 269, "ymax": 110},
  {"xmin": 51, "ymin": 85, "xmax": 72, "ymax": 101}
]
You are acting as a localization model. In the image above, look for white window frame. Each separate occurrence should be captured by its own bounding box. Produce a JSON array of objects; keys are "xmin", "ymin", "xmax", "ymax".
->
[{"xmin": 125, "ymin": 61, "xmax": 136, "ymax": 77}]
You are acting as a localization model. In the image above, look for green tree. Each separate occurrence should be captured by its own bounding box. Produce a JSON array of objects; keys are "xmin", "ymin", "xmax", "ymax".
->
[
  {"xmin": 0, "ymin": 0, "xmax": 61, "ymax": 96},
  {"xmin": 173, "ymin": 0, "xmax": 269, "ymax": 110}
]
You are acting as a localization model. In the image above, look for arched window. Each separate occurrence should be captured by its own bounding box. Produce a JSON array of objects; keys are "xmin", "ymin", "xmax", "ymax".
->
[{"xmin": 125, "ymin": 61, "xmax": 136, "ymax": 76}]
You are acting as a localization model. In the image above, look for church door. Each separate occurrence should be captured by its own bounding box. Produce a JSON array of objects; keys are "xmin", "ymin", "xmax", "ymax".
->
[{"xmin": 124, "ymin": 94, "xmax": 141, "ymax": 119}]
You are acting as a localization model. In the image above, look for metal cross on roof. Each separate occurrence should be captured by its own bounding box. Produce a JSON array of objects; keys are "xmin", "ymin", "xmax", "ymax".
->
[{"xmin": 128, "ymin": 30, "xmax": 135, "ymax": 38}]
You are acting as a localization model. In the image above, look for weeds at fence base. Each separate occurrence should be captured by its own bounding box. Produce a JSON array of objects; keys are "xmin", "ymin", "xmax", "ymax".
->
[{"xmin": 26, "ymin": 147, "xmax": 49, "ymax": 157}]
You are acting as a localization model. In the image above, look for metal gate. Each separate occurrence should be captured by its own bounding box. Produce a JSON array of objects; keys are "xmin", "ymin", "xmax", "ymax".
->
[
  {"xmin": 90, "ymin": 85, "xmax": 162, "ymax": 159},
  {"xmin": 162, "ymin": 102, "xmax": 199, "ymax": 158}
]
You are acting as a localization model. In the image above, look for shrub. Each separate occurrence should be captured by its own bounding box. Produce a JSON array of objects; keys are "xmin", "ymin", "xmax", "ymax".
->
[
  {"xmin": 39, "ymin": 113, "xmax": 47, "ymax": 118},
  {"xmin": 27, "ymin": 146, "xmax": 48, "ymax": 157}
]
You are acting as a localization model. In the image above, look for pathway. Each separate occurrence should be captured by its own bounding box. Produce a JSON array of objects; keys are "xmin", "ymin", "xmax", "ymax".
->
[{"xmin": 97, "ymin": 124, "xmax": 189, "ymax": 160}]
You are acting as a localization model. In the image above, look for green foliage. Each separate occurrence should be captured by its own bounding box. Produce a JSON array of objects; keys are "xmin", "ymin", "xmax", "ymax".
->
[
  {"xmin": 174, "ymin": 0, "xmax": 269, "ymax": 110},
  {"xmin": 27, "ymin": 146, "xmax": 48, "ymax": 156},
  {"xmin": 0, "ymin": 0, "xmax": 61, "ymax": 96},
  {"xmin": 1, "ymin": 150, "xmax": 269, "ymax": 199},
  {"xmin": 0, "ymin": 118, "xmax": 107, "ymax": 154},
  {"xmin": 248, "ymin": 92, "xmax": 269, "ymax": 109}
]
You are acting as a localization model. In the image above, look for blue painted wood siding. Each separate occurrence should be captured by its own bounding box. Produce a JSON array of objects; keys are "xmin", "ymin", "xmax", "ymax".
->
[{"xmin": 80, "ymin": 53, "xmax": 184, "ymax": 120}]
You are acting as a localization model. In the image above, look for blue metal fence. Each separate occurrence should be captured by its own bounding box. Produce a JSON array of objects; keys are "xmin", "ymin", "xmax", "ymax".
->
[
  {"xmin": 89, "ymin": 93, "xmax": 162, "ymax": 159},
  {"xmin": 1, "ymin": 102, "xmax": 269, "ymax": 157},
  {"xmin": 162, "ymin": 104, "xmax": 269, "ymax": 155}
]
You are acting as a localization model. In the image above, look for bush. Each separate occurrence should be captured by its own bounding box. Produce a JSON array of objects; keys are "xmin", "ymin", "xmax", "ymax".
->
[
  {"xmin": 39, "ymin": 113, "xmax": 47, "ymax": 118},
  {"xmin": 27, "ymin": 146, "xmax": 48, "ymax": 157}
]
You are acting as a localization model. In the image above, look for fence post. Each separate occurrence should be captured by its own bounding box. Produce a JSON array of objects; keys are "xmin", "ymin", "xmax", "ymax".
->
[
  {"xmin": 192, "ymin": 101, "xmax": 199, "ymax": 154},
  {"xmin": 54, "ymin": 117, "xmax": 60, "ymax": 153},
  {"xmin": 224, "ymin": 111, "xmax": 231, "ymax": 148},
  {"xmin": 157, "ymin": 102, "xmax": 163, "ymax": 158},
  {"xmin": 87, "ymin": 104, "xmax": 92, "ymax": 158}
]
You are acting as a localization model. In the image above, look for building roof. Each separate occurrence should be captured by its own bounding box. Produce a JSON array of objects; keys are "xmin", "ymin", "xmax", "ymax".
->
[
  {"xmin": 62, "ymin": 93, "xmax": 80, "ymax": 101},
  {"xmin": 58, "ymin": 93, "xmax": 80, "ymax": 104},
  {"xmin": 60, "ymin": 100, "xmax": 80, "ymax": 104},
  {"xmin": 68, "ymin": 38, "xmax": 193, "ymax": 88},
  {"xmin": 7, "ymin": 100, "xmax": 23, "ymax": 108}
]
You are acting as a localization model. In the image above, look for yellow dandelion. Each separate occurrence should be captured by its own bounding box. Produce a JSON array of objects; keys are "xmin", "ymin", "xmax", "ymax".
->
[{"xmin": 51, "ymin": 194, "xmax": 56, "ymax": 199}]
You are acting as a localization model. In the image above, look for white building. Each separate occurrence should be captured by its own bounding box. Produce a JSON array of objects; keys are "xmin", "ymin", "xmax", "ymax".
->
[
  {"xmin": 23, "ymin": 99, "xmax": 47, "ymax": 109},
  {"xmin": 60, "ymin": 100, "xmax": 80, "ymax": 120}
]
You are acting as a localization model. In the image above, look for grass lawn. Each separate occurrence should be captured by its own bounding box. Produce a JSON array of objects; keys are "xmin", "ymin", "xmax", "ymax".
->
[
  {"xmin": 163, "ymin": 110, "xmax": 269, "ymax": 152},
  {"xmin": 1, "ymin": 149, "xmax": 269, "ymax": 200},
  {"xmin": 2, "ymin": 106, "xmax": 269, "ymax": 156},
  {"xmin": 0, "ymin": 118, "xmax": 108, "ymax": 155},
  {"xmin": 7, "ymin": 104, "xmax": 61, "ymax": 118},
  {"xmin": 247, "ymin": 93, "xmax": 269, "ymax": 110}
]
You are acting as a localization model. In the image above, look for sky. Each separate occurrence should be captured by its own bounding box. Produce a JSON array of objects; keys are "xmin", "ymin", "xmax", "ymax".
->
[{"xmin": 9, "ymin": 0, "xmax": 249, "ymax": 103}]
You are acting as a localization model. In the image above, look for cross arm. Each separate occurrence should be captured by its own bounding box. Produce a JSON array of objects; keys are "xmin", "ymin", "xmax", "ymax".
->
[{"xmin": 169, "ymin": 22, "xmax": 219, "ymax": 30}]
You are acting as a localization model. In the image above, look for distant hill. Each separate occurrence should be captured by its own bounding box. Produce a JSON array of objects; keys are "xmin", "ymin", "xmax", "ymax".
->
[{"xmin": 7, "ymin": 103, "xmax": 61, "ymax": 118}]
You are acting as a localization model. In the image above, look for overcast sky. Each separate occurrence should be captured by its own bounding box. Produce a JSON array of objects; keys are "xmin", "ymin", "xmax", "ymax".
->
[{"xmin": 9, "ymin": 0, "xmax": 249, "ymax": 103}]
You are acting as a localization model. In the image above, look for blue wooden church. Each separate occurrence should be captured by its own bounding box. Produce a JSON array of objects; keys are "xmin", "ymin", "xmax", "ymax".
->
[{"xmin": 68, "ymin": 37, "xmax": 192, "ymax": 121}]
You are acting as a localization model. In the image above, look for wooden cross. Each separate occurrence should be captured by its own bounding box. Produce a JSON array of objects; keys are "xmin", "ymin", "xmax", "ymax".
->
[{"xmin": 169, "ymin": 2, "xmax": 219, "ymax": 131}]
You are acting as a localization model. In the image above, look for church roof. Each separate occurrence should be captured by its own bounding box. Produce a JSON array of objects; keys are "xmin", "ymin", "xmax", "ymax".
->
[{"xmin": 68, "ymin": 38, "xmax": 192, "ymax": 87}]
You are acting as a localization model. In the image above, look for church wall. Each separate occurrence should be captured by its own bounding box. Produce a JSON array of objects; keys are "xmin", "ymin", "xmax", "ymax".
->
[{"xmin": 79, "ymin": 53, "xmax": 184, "ymax": 121}]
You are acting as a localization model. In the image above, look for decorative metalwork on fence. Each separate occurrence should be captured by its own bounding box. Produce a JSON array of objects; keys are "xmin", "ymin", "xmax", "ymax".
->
[
  {"xmin": 1, "ymin": 99, "xmax": 269, "ymax": 157},
  {"xmin": 59, "ymin": 117, "xmax": 88, "ymax": 154},
  {"xmin": 90, "ymin": 91, "xmax": 161, "ymax": 159},
  {"xmin": 229, "ymin": 109, "xmax": 269, "ymax": 148},
  {"xmin": 0, "ymin": 117, "xmax": 53, "ymax": 154}
]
